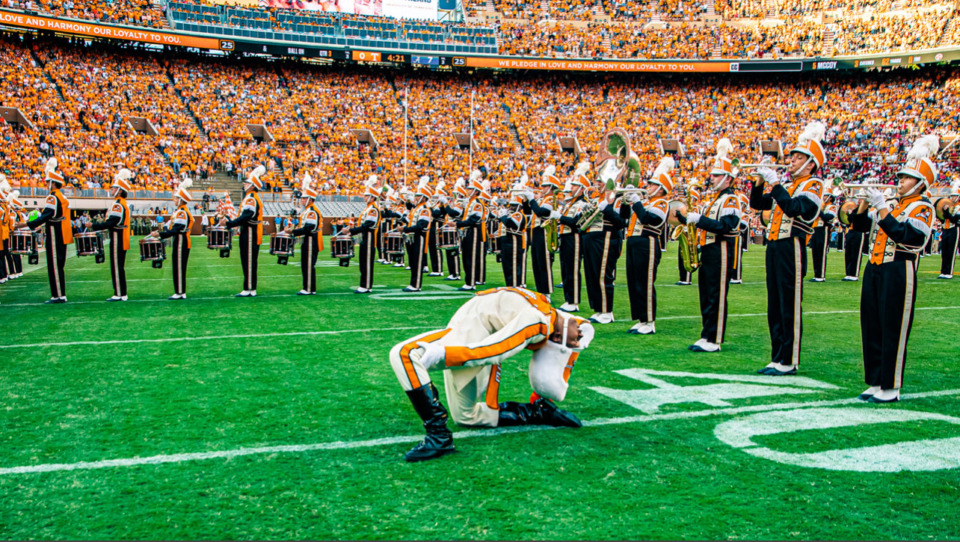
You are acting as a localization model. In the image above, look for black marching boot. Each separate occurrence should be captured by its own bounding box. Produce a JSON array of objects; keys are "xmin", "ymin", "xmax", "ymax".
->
[
  {"xmin": 404, "ymin": 383, "xmax": 456, "ymax": 462},
  {"xmin": 497, "ymin": 398, "xmax": 583, "ymax": 428}
]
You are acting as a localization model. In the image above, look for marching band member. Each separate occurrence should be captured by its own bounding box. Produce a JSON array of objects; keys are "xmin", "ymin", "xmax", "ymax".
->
[
  {"xmin": 582, "ymin": 166, "xmax": 626, "ymax": 325},
  {"xmin": 221, "ymin": 165, "xmax": 265, "ymax": 297},
  {"xmin": 19, "ymin": 158, "xmax": 73, "ymax": 303},
  {"xmin": 477, "ymin": 180, "xmax": 492, "ymax": 286},
  {"xmin": 523, "ymin": 166, "xmax": 561, "ymax": 295},
  {"xmin": 4, "ymin": 189, "xmax": 25, "ymax": 279},
  {"xmin": 426, "ymin": 180, "xmax": 446, "ymax": 277},
  {"xmin": 456, "ymin": 171, "xmax": 486, "ymax": 291},
  {"xmin": 438, "ymin": 179, "xmax": 464, "ymax": 281},
  {"xmin": 809, "ymin": 191, "xmax": 838, "ymax": 283},
  {"xmin": 401, "ymin": 177, "xmax": 434, "ymax": 292},
  {"xmin": 89, "ymin": 168, "xmax": 133, "ymax": 301},
  {"xmin": 287, "ymin": 174, "xmax": 323, "ymax": 295},
  {"xmin": 848, "ymin": 135, "xmax": 937, "ymax": 403},
  {"xmin": 842, "ymin": 197, "xmax": 867, "ymax": 281},
  {"xmin": 556, "ymin": 163, "xmax": 591, "ymax": 312},
  {"xmin": 675, "ymin": 139, "xmax": 742, "ymax": 352},
  {"xmin": 730, "ymin": 190, "xmax": 751, "ymax": 285},
  {"xmin": 749, "ymin": 122, "xmax": 827, "ymax": 375},
  {"xmin": 936, "ymin": 181, "xmax": 959, "ymax": 279},
  {"xmin": 0, "ymin": 178, "xmax": 10, "ymax": 284},
  {"xmin": 496, "ymin": 191, "xmax": 528, "ymax": 287},
  {"xmin": 343, "ymin": 179, "xmax": 382, "ymax": 293},
  {"xmin": 151, "ymin": 179, "xmax": 194, "ymax": 300},
  {"xmin": 676, "ymin": 182, "xmax": 701, "ymax": 286},
  {"xmin": 622, "ymin": 156, "xmax": 674, "ymax": 335},
  {"xmin": 389, "ymin": 286, "xmax": 594, "ymax": 462}
]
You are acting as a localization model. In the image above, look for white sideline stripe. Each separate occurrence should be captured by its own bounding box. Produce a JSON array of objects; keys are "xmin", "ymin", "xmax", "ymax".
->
[
  {"xmin": 2, "ymin": 388, "xmax": 957, "ymax": 477},
  {"xmin": 0, "ymin": 326, "xmax": 434, "ymax": 349},
  {"xmin": 656, "ymin": 306, "xmax": 960, "ymax": 321}
]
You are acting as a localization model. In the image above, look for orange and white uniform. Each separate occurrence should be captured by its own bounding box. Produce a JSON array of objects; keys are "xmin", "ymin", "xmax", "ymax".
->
[{"xmin": 389, "ymin": 287, "xmax": 590, "ymax": 427}]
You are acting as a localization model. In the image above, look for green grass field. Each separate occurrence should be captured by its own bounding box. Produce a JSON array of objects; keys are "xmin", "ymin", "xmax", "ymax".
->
[{"xmin": 1, "ymin": 237, "xmax": 959, "ymax": 540}]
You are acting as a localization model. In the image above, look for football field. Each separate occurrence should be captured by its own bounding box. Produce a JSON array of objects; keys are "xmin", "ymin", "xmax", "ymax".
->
[{"xmin": 1, "ymin": 238, "xmax": 959, "ymax": 540}]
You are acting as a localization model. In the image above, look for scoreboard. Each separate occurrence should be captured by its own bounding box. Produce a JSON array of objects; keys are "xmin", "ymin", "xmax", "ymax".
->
[{"xmin": 352, "ymin": 50, "xmax": 467, "ymax": 67}]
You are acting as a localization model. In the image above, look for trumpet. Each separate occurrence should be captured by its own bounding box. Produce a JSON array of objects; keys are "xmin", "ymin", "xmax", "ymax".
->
[
  {"xmin": 839, "ymin": 182, "xmax": 896, "ymax": 198},
  {"xmin": 731, "ymin": 158, "xmax": 790, "ymax": 170}
]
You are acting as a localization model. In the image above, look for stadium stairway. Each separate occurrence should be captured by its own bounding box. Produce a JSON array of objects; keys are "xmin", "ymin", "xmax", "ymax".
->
[
  {"xmin": 501, "ymin": 104, "xmax": 525, "ymax": 150},
  {"xmin": 939, "ymin": 9, "xmax": 959, "ymax": 47},
  {"xmin": 823, "ymin": 25, "xmax": 836, "ymax": 56},
  {"xmin": 198, "ymin": 170, "xmax": 245, "ymax": 202}
]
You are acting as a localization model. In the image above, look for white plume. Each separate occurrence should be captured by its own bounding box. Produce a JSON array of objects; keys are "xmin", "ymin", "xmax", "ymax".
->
[
  {"xmin": 249, "ymin": 165, "xmax": 266, "ymax": 180},
  {"xmin": 436, "ymin": 180, "xmax": 446, "ymax": 193},
  {"xmin": 454, "ymin": 177, "xmax": 465, "ymax": 189},
  {"xmin": 470, "ymin": 170, "xmax": 482, "ymax": 182},
  {"xmin": 418, "ymin": 175, "xmax": 430, "ymax": 187},
  {"xmin": 542, "ymin": 165, "xmax": 556, "ymax": 179},
  {"xmin": 0, "ymin": 179, "xmax": 9, "ymax": 194},
  {"xmin": 951, "ymin": 179, "xmax": 960, "ymax": 191},
  {"xmin": 115, "ymin": 168, "xmax": 133, "ymax": 182},
  {"xmin": 481, "ymin": 180, "xmax": 491, "ymax": 192},
  {"xmin": 367, "ymin": 174, "xmax": 379, "ymax": 186},
  {"xmin": 519, "ymin": 173, "xmax": 529, "ymax": 187},
  {"xmin": 716, "ymin": 138, "xmax": 733, "ymax": 159},
  {"xmin": 45, "ymin": 157, "xmax": 58, "ymax": 173},
  {"xmin": 304, "ymin": 172, "xmax": 313, "ymax": 185},
  {"xmin": 179, "ymin": 179, "xmax": 193, "ymax": 190},
  {"xmin": 797, "ymin": 121, "xmax": 826, "ymax": 145},
  {"xmin": 652, "ymin": 156, "xmax": 676, "ymax": 180},
  {"xmin": 906, "ymin": 135, "xmax": 940, "ymax": 161},
  {"xmin": 7, "ymin": 190, "xmax": 19, "ymax": 204},
  {"xmin": 573, "ymin": 161, "xmax": 591, "ymax": 178}
]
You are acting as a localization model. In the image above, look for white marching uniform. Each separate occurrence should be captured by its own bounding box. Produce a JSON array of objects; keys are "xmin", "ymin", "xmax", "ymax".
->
[{"xmin": 389, "ymin": 287, "xmax": 581, "ymax": 427}]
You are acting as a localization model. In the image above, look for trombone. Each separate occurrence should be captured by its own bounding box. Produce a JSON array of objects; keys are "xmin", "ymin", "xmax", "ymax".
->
[
  {"xmin": 730, "ymin": 158, "xmax": 789, "ymax": 170},
  {"xmin": 838, "ymin": 182, "xmax": 896, "ymax": 198}
]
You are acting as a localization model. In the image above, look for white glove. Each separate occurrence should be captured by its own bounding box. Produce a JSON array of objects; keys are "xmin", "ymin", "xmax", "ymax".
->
[
  {"xmin": 757, "ymin": 167, "xmax": 779, "ymax": 186},
  {"xmin": 438, "ymin": 195, "xmax": 448, "ymax": 205},
  {"xmin": 864, "ymin": 187, "xmax": 886, "ymax": 210},
  {"xmin": 548, "ymin": 211, "xmax": 562, "ymax": 220},
  {"xmin": 598, "ymin": 200, "xmax": 609, "ymax": 211},
  {"xmin": 625, "ymin": 192, "xmax": 641, "ymax": 204},
  {"xmin": 416, "ymin": 341, "xmax": 445, "ymax": 370},
  {"xmin": 686, "ymin": 212, "xmax": 702, "ymax": 225},
  {"xmin": 521, "ymin": 190, "xmax": 536, "ymax": 202},
  {"xmin": 497, "ymin": 209, "xmax": 509, "ymax": 218}
]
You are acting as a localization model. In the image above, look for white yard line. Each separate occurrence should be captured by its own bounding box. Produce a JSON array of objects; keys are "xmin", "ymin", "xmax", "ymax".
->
[
  {"xmin": 1, "ymin": 388, "xmax": 957, "ymax": 477},
  {"xmin": 0, "ymin": 326, "xmax": 434, "ymax": 349}
]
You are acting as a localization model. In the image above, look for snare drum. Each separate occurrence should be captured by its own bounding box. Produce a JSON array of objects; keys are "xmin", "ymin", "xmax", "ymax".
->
[
  {"xmin": 10, "ymin": 230, "xmax": 38, "ymax": 255},
  {"xmin": 384, "ymin": 231, "xmax": 405, "ymax": 256},
  {"xmin": 206, "ymin": 226, "xmax": 232, "ymax": 258},
  {"xmin": 438, "ymin": 225, "xmax": 459, "ymax": 250},
  {"xmin": 139, "ymin": 238, "xmax": 166, "ymax": 269},
  {"xmin": 75, "ymin": 231, "xmax": 105, "ymax": 259},
  {"xmin": 330, "ymin": 235, "xmax": 355, "ymax": 259},
  {"xmin": 270, "ymin": 232, "xmax": 295, "ymax": 265}
]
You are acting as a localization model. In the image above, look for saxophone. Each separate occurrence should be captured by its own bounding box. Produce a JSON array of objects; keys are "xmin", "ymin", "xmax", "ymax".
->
[{"xmin": 671, "ymin": 187, "xmax": 700, "ymax": 273}]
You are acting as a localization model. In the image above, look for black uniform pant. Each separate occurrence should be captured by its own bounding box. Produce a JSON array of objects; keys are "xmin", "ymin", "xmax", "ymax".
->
[
  {"xmin": 861, "ymin": 258, "xmax": 918, "ymax": 389},
  {"xmin": 765, "ymin": 237, "xmax": 807, "ymax": 367},
  {"xmin": 44, "ymin": 224, "xmax": 67, "ymax": 298},
  {"xmin": 0, "ymin": 239, "xmax": 8, "ymax": 280},
  {"xmin": 108, "ymin": 230, "xmax": 127, "ymax": 297},
  {"xmin": 699, "ymin": 240, "xmax": 735, "ymax": 344},
  {"xmin": 583, "ymin": 231, "xmax": 621, "ymax": 314},
  {"xmin": 529, "ymin": 228, "xmax": 553, "ymax": 294},
  {"xmin": 172, "ymin": 235, "xmax": 189, "ymax": 295},
  {"xmin": 837, "ymin": 228, "xmax": 846, "ymax": 251},
  {"xmin": 499, "ymin": 234, "xmax": 525, "ymax": 287},
  {"xmin": 844, "ymin": 230, "xmax": 866, "ymax": 278},
  {"xmin": 558, "ymin": 233, "xmax": 582, "ymax": 305},
  {"xmin": 809, "ymin": 226, "xmax": 829, "ymax": 280},
  {"xmin": 940, "ymin": 227, "xmax": 958, "ymax": 275},
  {"xmin": 445, "ymin": 248, "xmax": 460, "ymax": 277},
  {"xmin": 460, "ymin": 227, "xmax": 481, "ymax": 287},
  {"xmin": 924, "ymin": 234, "xmax": 934, "ymax": 256},
  {"xmin": 238, "ymin": 227, "xmax": 259, "ymax": 291},
  {"xmin": 427, "ymin": 223, "xmax": 442, "ymax": 274},
  {"xmin": 740, "ymin": 228, "xmax": 749, "ymax": 252},
  {"xmin": 732, "ymin": 232, "xmax": 744, "ymax": 282},
  {"xmin": 358, "ymin": 230, "xmax": 376, "ymax": 289},
  {"xmin": 8, "ymin": 240, "xmax": 21, "ymax": 275},
  {"xmin": 377, "ymin": 224, "xmax": 386, "ymax": 261},
  {"xmin": 407, "ymin": 233, "xmax": 426, "ymax": 289},
  {"xmin": 678, "ymin": 242, "xmax": 693, "ymax": 283},
  {"xmin": 301, "ymin": 233, "xmax": 319, "ymax": 293},
  {"xmin": 625, "ymin": 235, "xmax": 661, "ymax": 323},
  {"xmin": 478, "ymin": 230, "xmax": 487, "ymax": 285}
]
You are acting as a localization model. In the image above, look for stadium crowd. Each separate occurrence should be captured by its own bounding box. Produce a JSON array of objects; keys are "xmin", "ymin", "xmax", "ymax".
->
[{"xmin": 2, "ymin": 35, "xmax": 960, "ymax": 197}]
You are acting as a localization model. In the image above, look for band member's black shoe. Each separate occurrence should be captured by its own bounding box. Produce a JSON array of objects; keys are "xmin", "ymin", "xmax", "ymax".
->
[
  {"xmin": 497, "ymin": 399, "xmax": 582, "ymax": 428},
  {"xmin": 404, "ymin": 383, "xmax": 456, "ymax": 462},
  {"xmin": 45, "ymin": 297, "xmax": 66, "ymax": 304}
]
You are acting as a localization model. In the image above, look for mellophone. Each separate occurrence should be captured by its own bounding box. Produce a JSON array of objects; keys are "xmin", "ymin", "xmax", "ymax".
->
[
  {"xmin": 139, "ymin": 238, "xmax": 166, "ymax": 269},
  {"xmin": 206, "ymin": 226, "xmax": 232, "ymax": 258},
  {"xmin": 330, "ymin": 235, "xmax": 355, "ymax": 259},
  {"xmin": 269, "ymin": 232, "xmax": 296, "ymax": 265},
  {"xmin": 74, "ymin": 231, "xmax": 105, "ymax": 264},
  {"xmin": 10, "ymin": 229, "xmax": 40, "ymax": 265}
]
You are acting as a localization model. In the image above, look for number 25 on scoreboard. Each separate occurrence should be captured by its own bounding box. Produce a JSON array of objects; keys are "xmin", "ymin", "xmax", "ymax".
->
[{"xmin": 352, "ymin": 51, "xmax": 382, "ymax": 62}]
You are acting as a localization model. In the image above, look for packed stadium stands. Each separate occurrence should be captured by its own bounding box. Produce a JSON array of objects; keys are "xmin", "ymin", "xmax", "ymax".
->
[{"xmin": 2, "ymin": 31, "xmax": 960, "ymax": 201}]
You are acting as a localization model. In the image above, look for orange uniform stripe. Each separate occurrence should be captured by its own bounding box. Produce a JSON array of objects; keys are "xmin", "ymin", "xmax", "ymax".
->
[
  {"xmin": 484, "ymin": 364, "xmax": 502, "ymax": 410},
  {"xmin": 445, "ymin": 322, "xmax": 547, "ymax": 367},
  {"xmin": 399, "ymin": 328, "xmax": 451, "ymax": 389}
]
